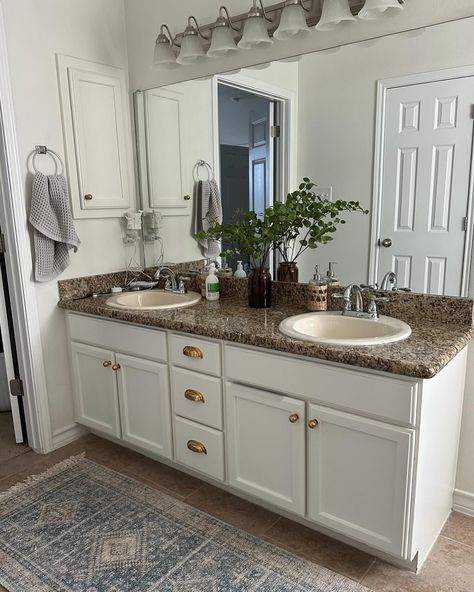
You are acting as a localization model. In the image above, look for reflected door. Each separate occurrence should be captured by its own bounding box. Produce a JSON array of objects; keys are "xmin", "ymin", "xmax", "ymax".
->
[
  {"xmin": 378, "ymin": 77, "xmax": 474, "ymax": 295},
  {"xmin": 249, "ymin": 102, "xmax": 274, "ymax": 216}
]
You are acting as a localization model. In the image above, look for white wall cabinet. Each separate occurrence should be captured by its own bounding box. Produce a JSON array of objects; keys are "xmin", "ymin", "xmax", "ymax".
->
[{"xmin": 57, "ymin": 55, "xmax": 134, "ymax": 218}]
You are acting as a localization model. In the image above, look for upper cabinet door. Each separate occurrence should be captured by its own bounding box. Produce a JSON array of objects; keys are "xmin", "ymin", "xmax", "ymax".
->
[{"xmin": 57, "ymin": 55, "xmax": 133, "ymax": 218}]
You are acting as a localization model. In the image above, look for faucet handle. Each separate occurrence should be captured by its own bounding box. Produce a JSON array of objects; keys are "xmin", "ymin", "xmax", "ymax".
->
[
  {"xmin": 332, "ymin": 292, "xmax": 351, "ymax": 311},
  {"xmin": 164, "ymin": 278, "xmax": 172, "ymax": 291},
  {"xmin": 367, "ymin": 295, "xmax": 389, "ymax": 318},
  {"xmin": 368, "ymin": 295, "xmax": 389, "ymax": 302},
  {"xmin": 360, "ymin": 283, "xmax": 378, "ymax": 290}
]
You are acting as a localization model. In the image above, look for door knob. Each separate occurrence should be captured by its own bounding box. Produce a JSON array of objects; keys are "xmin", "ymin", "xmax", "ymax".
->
[{"xmin": 379, "ymin": 238, "xmax": 392, "ymax": 248}]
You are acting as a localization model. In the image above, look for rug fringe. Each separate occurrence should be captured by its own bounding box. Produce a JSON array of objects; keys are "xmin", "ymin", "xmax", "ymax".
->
[{"xmin": 0, "ymin": 453, "xmax": 86, "ymax": 503}]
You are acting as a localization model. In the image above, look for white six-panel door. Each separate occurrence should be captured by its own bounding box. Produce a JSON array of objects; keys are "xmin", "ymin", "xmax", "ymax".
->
[
  {"xmin": 226, "ymin": 383, "xmax": 305, "ymax": 515},
  {"xmin": 378, "ymin": 77, "xmax": 474, "ymax": 295}
]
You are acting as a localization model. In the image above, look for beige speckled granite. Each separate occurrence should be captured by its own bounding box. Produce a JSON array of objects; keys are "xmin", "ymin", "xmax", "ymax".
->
[{"xmin": 58, "ymin": 293, "xmax": 474, "ymax": 379}]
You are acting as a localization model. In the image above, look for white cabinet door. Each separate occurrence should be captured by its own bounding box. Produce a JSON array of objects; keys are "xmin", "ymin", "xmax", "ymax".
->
[
  {"xmin": 307, "ymin": 404, "xmax": 415, "ymax": 558},
  {"xmin": 226, "ymin": 383, "xmax": 305, "ymax": 515},
  {"xmin": 70, "ymin": 342, "xmax": 120, "ymax": 437},
  {"xmin": 116, "ymin": 354, "xmax": 172, "ymax": 459},
  {"xmin": 57, "ymin": 55, "xmax": 133, "ymax": 218}
]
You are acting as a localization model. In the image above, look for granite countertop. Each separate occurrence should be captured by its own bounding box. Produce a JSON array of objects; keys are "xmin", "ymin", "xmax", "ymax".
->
[{"xmin": 58, "ymin": 294, "xmax": 474, "ymax": 380}]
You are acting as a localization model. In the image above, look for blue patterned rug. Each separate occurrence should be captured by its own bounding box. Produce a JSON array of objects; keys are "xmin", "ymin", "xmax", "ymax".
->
[{"xmin": 0, "ymin": 455, "xmax": 367, "ymax": 591}]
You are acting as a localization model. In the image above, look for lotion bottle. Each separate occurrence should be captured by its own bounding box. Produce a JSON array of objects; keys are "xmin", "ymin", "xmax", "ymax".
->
[
  {"xmin": 306, "ymin": 265, "xmax": 327, "ymax": 311},
  {"xmin": 205, "ymin": 263, "xmax": 220, "ymax": 301},
  {"xmin": 325, "ymin": 262, "xmax": 339, "ymax": 287}
]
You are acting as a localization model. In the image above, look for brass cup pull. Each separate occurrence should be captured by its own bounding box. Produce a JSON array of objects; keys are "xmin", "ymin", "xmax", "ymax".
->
[
  {"xmin": 84, "ymin": 193, "xmax": 93, "ymax": 201},
  {"xmin": 183, "ymin": 346, "xmax": 203, "ymax": 359},
  {"xmin": 103, "ymin": 360, "xmax": 112, "ymax": 368},
  {"xmin": 308, "ymin": 419, "xmax": 319, "ymax": 429},
  {"xmin": 289, "ymin": 413, "xmax": 299, "ymax": 423},
  {"xmin": 185, "ymin": 389, "xmax": 205, "ymax": 403},
  {"xmin": 112, "ymin": 364, "xmax": 121, "ymax": 371},
  {"xmin": 187, "ymin": 439, "xmax": 207, "ymax": 455}
]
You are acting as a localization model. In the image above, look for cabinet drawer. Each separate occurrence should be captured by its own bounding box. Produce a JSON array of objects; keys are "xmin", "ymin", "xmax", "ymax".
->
[
  {"xmin": 174, "ymin": 417, "xmax": 224, "ymax": 482},
  {"xmin": 68, "ymin": 313, "xmax": 167, "ymax": 362},
  {"xmin": 225, "ymin": 345, "xmax": 418, "ymax": 426},
  {"xmin": 171, "ymin": 367, "xmax": 223, "ymax": 429},
  {"xmin": 170, "ymin": 333, "xmax": 221, "ymax": 376}
]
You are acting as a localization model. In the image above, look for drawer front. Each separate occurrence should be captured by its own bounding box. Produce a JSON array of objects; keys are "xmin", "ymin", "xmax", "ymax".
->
[
  {"xmin": 171, "ymin": 367, "xmax": 223, "ymax": 429},
  {"xmin": 174, "ymin": 417, "xmax": 224, "ymax": 481},
  {"xmin": 170, "ymin": 333, "xmax": 221, "ymax": 376},
  {"xmin": 68, "ymin": 313, "xmax": 167, "ymax": 362},
  {"xmin": 225, "ymin": 345, "xmax": 418, "ymax": 426}
]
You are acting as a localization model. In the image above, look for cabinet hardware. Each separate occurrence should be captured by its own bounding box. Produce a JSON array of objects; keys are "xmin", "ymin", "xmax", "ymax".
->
[
  {"xmin": 112, "ymin": 363, "xmax": 121, "ymax": 371},
  {"xmin": 84, "ymin": 194, "xmax": 93, "ymax": 201},
  {"xmin": 187, "ymin": 439, "xmax": 207, "ymax": 454},
  {"xmin": 102, "ymin": 360, "xmax": 112, "ymax": 368},
  {"xmin": 289, "ymin": 413, "xmax": 299, "ymax": 423},
  {"xmin": 308, "ymin": 419, "xmax": 319, "ymax": 429},
  {"xmin": 184, "ymin": 194, "xmax": 191, "ymax": 201},
  {"xmin": 183, "ymin": 346, "xmax": 203, "ymax": 359},
  {"xmin": 185, "ymin": 389, "xmax": 205, "ymax": 403}
]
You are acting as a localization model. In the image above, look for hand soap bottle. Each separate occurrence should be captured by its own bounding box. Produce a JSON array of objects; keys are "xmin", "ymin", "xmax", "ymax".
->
[
  {"xmin": 325, "ymin": 262, "xmax": 339, "ymax": 287},
  {"xmin": 205, "ymin": 263, "xmax": 220, "ymax": 301},
  {"xmin": 306, "ymin": 265, "xmax": 327, "ymax": 311},
  {"xmin": 234, "ymin": 261, "xmax": 247, "ymax": 278}
]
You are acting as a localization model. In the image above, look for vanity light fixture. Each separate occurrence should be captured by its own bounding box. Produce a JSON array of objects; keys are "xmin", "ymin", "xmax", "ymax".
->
[
  {"xmin": 316, "ymin": 0, "xmax": 356, "ymax": 31},
  {"xmin": 153, "ymin": 25, "xmax": 178, "ymax": 67},
  {"xmin": 358, "ymin": 0, "xmax": 404, "ymax": 20},
  {"xmin": 238, "ymin": 0, "xmax": 274, "ymax": 50},
  {"xmin": 208, "ymin": 6, "xmax": 240, "ymax": 58},
  {"xmin": 176, "ymin": 16, "xmax": 209, "ymax": 65},
  {"xmin": 274, "ymin": 0, "xmax": 312, "ymax": 41}
]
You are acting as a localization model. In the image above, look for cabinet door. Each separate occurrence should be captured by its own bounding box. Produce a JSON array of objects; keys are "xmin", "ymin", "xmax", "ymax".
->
[
  {"xmin": 116, "ymin": 354, "xmax": 172, "ymax": 459},
  {"xmin": 307, "ymin": 404, "xmax": 415, "ymax": 558},
  {"xmin": 70, "ymin": 342, "xmax": 120, "ymax": 437},
  {"xmin": 226, "ymin": 383, "xmax": 305, "ymax": 515}
]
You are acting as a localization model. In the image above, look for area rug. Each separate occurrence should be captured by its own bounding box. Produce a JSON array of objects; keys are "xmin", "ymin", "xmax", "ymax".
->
[{"xmin": 0, "ymin": 455, "xmax": 368, "ymax": 591}]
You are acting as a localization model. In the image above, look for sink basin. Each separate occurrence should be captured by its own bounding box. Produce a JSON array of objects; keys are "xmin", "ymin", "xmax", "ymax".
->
[
  {"xmin": 279, "ymin": 311, "xmax": 411, "ymax": 346},
  {"xmin": 106, "ymin": 290, "xmax": 201, "ymax": 311}
]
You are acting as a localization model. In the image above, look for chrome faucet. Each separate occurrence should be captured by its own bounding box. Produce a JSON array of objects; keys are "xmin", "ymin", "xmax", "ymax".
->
[
  {"xmin": 380, "ymin": 271, "xmax": 397, "ymax": 291},
  {"xmin": 334, "ymin": 284, "xmax": 388, "ymax": 320},
  {"xmin": 153, "ymin": 266, "xmax": 178, "ymax": 292}
]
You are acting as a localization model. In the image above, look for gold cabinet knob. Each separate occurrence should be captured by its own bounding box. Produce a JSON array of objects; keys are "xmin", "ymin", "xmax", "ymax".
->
[
  {"xmin": 112, "ymin": 363, "xmax": 121, "ymax": 371},
  {"xmin": 187, "ymin": 439, "xmax": 207, "ymax": 455},
  {"xmin": 289, "ymin": 413, "xmax": 299, "ymax": 423},
  {"xmin": 84, "ymin": 194, "xmax": 93, "ymax": 201},
  {"xmin": 103, "ymin": 360, "xmax": 112, "ymax": 368},
  {"xmin": 185, "ymin": 389, "xmax": 205, "ymax": 403},
  {"xmin": 308, "ymin": 419, "xmax": 319, "ymax": 429},
  {"xmin": 183, "ymin": 346, "xmax": 203, "ymax": 359}
]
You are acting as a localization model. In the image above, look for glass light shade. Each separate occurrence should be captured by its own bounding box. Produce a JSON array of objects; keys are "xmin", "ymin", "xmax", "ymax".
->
[
  {"xmin": 316, "ymin": 0, "xmax": 356, "ymax": 31},
  {"xmin": 238, "ymin": 16, "xmax": 273, "ymax": 49},
  {"xmin": 153, "ymin": 39, "xmax": 177, "ymax": 67},
  {"xmin": 208, "ymin": 26, "xmax": 239, "ymax": 57},
  {"xmin": 274, "ymin": 3, "xmax": 311, "ymax": 41},
  {"xmin": 359, "ymin": 0, "xmax": 403, "ymax": 20},
  {"xmin": 177, "ymin": 33, "xmax": 206, "ymax": 65}
]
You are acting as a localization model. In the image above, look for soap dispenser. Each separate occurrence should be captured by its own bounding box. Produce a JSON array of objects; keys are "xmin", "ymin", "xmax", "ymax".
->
[
  {"xmin": 234, "ymin": 261, "xmax": 247, "ymax": 279},
  {"xmin": 325, "ymin": 262, "xmax": 339, "ymax": 287},
  {"xmin": 205, "ymin": 263, "xmax": 220, "ymax": 301},
  {"xmin": 306, "ymin": 265, "xmax": 327, "ymax": 311}
]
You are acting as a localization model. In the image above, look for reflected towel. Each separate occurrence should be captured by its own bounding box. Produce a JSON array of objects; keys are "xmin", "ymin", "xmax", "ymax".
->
[{"xmin": 195, "ymin": 179, "xmax": 223, "ymax": 257}]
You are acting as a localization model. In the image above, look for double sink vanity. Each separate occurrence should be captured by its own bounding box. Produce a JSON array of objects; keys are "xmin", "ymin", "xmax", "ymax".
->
[{"xmin": 58, "ymin": 270, "xmax": 473, "ymax": 572}]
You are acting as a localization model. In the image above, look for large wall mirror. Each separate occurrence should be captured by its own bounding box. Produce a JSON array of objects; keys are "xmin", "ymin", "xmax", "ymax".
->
[{"xmin": 134, "ymin": 17, "xmax": 474, "ymax": 297}]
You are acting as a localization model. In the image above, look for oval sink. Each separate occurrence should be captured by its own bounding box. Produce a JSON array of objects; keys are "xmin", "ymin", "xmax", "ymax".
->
[
  {"xmin": 279, "ymin": 311, "xmax": 411, "ymax": 346},
  {"xmin": 106, "ymin": 290, "xmax": 201, "ymax": 311}
]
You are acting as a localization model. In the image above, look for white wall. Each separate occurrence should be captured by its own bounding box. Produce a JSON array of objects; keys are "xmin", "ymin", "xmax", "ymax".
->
[{"xmin": 0, "ymin": 0, "xmax": 134, "ymax": 438}]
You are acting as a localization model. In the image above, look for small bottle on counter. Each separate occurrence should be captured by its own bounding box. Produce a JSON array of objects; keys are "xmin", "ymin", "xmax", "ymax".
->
[
  {"xmin": 306, "ymin": 265, "xmax": 327, "ymax": 311},
  {"xmin": 325, "ymin": 262, "xmax": 339, "ymax": 287},
  {"xmin": 234, "ymin": 261, "xmax": 247, "ymax": 278},
  {"xmin": 205, "ymin": 263, "xmax": 220, "ymax": 301}
]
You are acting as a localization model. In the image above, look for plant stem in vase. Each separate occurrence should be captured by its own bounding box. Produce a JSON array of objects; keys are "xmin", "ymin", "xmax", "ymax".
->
[
  {"xmin": 277, "ymin": 261, "xmax": 299, "ymax": 283},
  {"xmin": 248, "ymin": 267, "xmax": 272, "ymax": 308}
]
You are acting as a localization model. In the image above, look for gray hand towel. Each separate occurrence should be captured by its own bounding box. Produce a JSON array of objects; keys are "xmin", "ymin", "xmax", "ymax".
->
[
  {"xmin": 195, "ymin": 179, "xmax": 223, "ymax": 257},
  {"xmin": 29, "ymin": 173, "xmax": 80, "ymax": 282}
]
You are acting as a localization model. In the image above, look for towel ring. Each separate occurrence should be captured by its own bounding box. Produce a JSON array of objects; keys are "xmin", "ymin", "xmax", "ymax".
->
[
  {"xmin": 32, "ymin": 145, "xmax": 64, "ymax": 176},
  {"xmin": 194, "ymin": 160, "xmax": 213, "ymax": 182}
]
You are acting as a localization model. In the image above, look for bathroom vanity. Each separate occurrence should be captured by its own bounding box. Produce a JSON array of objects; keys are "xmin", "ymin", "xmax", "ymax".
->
[{"xmin": 60, "ymin": 291, "xmax": 472, "ymax": 572}]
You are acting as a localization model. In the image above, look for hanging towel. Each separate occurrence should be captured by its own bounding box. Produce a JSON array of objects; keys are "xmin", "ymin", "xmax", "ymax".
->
[
  {"xmin": 29, "ymin": 173, "xmax": 80, "ymax": 282},
  {"xmin": 195, "ymin": 179, "xmax": 223, "ymax": 257}
]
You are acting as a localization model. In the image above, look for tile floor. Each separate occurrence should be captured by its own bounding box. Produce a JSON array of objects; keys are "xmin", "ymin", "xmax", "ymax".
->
[{"xmin": 0, "ymin": 433, "xmax": 473, "ymax": 592}]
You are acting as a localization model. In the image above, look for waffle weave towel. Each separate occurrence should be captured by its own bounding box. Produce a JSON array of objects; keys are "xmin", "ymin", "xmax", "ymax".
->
[
  {"xmin": 29, "ymin": 173, "xmax": 80, "ymax": 282},
  {"xmin": 195, "ymin": 179, "xmax": 223, "ymax": 257}
]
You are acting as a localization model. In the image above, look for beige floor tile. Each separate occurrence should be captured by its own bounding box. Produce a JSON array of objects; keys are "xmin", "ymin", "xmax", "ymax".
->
[
  {"xmin": 442, "ymin": 511, "xmax": 474, "ymax": 548},
  {"xmin": 185, "ymin": 483, "xmax": 281, "ymax": 536},
  {"xmin": 362, "ymin": 536, "xmax": 474, "ymax": 592},
  {"xmin": 263, "ymin": 517, "xmax": 375, "ymax": 582}
]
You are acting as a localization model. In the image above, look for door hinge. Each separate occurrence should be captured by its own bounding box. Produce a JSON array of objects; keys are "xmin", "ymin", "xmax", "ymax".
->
[
  {"xmin": 462, "ymin": 217, "xmax": 468, "ymax": 231},
  {"xmin": 9, "ymin": 378, "xmax": 24, "ymax": 397},
  {"xmin": 270, "ymin": 125, "xmax": 281, "ymax": 138},
  {"xmin": 0, "ymin": 233, "xmax": 6, "ymax": 254}
]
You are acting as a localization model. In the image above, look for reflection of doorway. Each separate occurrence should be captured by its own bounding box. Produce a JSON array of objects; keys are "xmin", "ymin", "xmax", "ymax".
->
[
  {"xmin": 371, "ymin": 69, "xmax": 474, "ymax": 296},
  {"xmin": 217, "ymin": 82, "xmax": 281, "ymax": 271}
]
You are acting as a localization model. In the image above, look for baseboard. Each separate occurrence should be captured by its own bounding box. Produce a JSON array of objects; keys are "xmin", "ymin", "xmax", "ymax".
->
[
  {"xmin": 453, "ymin": 489, "xmax": 474, "ymax": 516},
  {"xmin": 52, "ymin": 423, "xmax": 89, "ymax": 449}
]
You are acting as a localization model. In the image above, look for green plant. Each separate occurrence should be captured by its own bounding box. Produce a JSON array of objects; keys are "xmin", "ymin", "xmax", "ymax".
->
[{"xmin": 272, "ymin": 178, "xmax": 368, "ymax": 263}]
